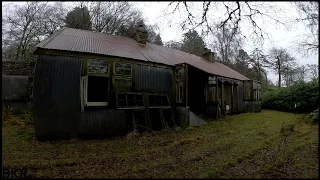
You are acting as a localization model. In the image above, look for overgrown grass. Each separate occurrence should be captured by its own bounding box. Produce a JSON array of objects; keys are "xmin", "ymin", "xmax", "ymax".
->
[{"xmin": 2, "ymin": 110, "xmax": 318, "ymax": 178}]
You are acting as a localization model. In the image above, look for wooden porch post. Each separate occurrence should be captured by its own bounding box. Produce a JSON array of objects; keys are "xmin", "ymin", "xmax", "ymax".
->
[
  {"xmin": 216, "ymin": 78, "xmax": 219, "ymax": 117},
  {"xmin": 221, "ymin": 80, "xmax": 224, "ymax": 113},
  {"xmin": 231, "ymin": 82, "xmax": 234, "ymax": 113},
  {"xmin": 185, "ymin": 65, "xmax": 188, "ymax": 107}
]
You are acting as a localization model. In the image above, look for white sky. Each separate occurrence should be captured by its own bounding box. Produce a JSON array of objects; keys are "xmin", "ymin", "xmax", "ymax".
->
[
  {"xmin": 132, "ymin": 2, "xmax": 318, "ymax": 83},
  {"xmin": 2, "ymin": 1, "xmax": 318, "ymax": 83}
]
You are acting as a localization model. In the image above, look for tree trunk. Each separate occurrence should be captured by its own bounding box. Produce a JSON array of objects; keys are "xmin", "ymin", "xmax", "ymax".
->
[
  {"xmin": 16, "ymin": 27, "xmax": 28, "ymax": 61},
  {"xmin": 257, "ymin": 61, "xmax": 261, "ymax": 82},
  {"xmin": 265, "ymin": 72, "xmax": 268, "ymax": 89},
  {"xmin": 277, "ymin": 57, "xmax": 281, "ymax": 89}
]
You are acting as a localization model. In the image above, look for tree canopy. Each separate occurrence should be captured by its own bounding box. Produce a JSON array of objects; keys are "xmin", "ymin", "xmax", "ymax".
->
[
  {"xmin": 180, "ymin": 30, "xmax": 207, "ymax": 56},
  {"xmin": 65, "ymin": 6, "xmax": 92, "ymax": 30}
]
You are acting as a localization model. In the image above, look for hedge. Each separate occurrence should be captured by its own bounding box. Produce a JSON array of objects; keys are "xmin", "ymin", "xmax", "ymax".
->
[{"xmin": 262, "ymin": 80, "xmax": 319, "ymax": 113}]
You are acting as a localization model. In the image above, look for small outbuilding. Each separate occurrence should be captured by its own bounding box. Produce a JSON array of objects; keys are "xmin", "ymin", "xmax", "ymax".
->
[{"xmin": 32, "ymin": 25, "xmax": 261, "ymax": 140}]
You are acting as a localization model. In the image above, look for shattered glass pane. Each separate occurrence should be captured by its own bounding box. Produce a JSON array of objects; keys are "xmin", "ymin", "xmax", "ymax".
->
[
  {"xmin": 88, "ymin": 59, "xmax": 108, "ymax": 74},
  {"xmin": 114, "ymin": 62, "xmax": 132, "ymax": 76}
]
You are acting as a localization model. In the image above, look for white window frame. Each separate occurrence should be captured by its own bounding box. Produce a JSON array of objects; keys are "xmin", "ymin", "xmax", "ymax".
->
[{"xmin": 80, "ymin": 59, "xmax": 110, "ymax": 111}]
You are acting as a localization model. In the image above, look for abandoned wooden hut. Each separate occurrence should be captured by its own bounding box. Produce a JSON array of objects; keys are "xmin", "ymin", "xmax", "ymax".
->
[{"xmin": 33, "ymin": 25, "xmax": 261, "ymax": 140}]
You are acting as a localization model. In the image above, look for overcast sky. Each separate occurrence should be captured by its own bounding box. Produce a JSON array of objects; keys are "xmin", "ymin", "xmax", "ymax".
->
[
  {"xmin": 131, "ymin": 2, "xmax": 318, "ymax": 83},
  {"xmin": 2, "ymin": 1, "xmax": 318, "ymax": 83}
]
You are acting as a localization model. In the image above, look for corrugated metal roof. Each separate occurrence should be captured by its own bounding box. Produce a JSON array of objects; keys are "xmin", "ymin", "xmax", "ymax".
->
[{"xmin": 36, "ymin": 27, "xmax": 249, "ymax": 81}]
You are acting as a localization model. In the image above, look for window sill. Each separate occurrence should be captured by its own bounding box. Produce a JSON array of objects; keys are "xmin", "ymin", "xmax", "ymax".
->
[{"xmin": 86, "ymin": 102, "xmax": 108, "ymax": 106}]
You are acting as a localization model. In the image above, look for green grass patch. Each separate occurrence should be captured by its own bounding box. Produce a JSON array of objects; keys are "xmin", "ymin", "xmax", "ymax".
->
[{"xmin": 2, "ymin": 110, "xmax": 318, "ymax": 178}]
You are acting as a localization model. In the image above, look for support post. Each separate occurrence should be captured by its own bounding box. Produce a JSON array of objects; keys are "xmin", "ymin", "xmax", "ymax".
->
[
  {"xmin": 221, "ymin": 81, "xmax": 225, "ymax": 115},
  {"xmin": 216, "ymin": 78, "xmax": 219, "ymax": 117},
  {"xmin": 185, "ymin": 65, "xmax": 188, "ymax": 107},
  {"xmin": 143, "ymin": 93, "xmax": 152, "ymax": 130},
  {"xmin": 231, "ymin": 83, "xmax": 234, "ymax": 113}
]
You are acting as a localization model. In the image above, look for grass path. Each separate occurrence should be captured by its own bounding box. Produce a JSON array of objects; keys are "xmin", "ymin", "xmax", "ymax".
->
[{"xmin": 2, "ymin": 110, "xmax": 318, "ymax": 178}]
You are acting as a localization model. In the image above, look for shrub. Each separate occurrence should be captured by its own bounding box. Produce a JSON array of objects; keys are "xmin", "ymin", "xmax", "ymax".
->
[{"xmin": 262, "ymin": 80, "xmax": 319, "ymax": 113}]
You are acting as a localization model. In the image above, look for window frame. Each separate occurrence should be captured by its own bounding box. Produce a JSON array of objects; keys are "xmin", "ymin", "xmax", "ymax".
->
[
  {"xmin": 176, "ymin": 82, "xmax": 184, "ymax": 103},
  {"xmin": 81, "ymin": 59, "xmax": 110, "ymax": 109},
  {"xmin": 208, "ymin": 76, "xmax": 216, "ymax": 85},
  {"xmin": 113, "ymin": 62, "xmax": 133, "ymax": 77},
  {"xmin": 112, "ymin": 61, "xmax": 133, "ymax": 92}
]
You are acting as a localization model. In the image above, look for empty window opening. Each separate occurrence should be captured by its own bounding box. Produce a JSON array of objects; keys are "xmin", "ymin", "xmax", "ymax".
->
[
  {"xmin": 87, "ymin": 76, "xmax": 109, "ymax": 102},
  {"xmin": 81, "ymin": 59, "xmax": 110, "ymax": 109}
]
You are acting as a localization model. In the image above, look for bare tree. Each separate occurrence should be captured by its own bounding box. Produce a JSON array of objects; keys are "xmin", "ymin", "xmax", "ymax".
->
[
  {"xmin": 294, "ymin": 65, "xmax": 308, "ymax": 82},
  {"xmin": 36, "ymin": 2, "xmax": 67, "ymax": 36},
  {"xmin": 153, "ymin": 34, "xmax": 164, "ymax": 46},
  {"xmin": 266, "ymin": 48, "xmax": 296, "ymax": 89},
  {"xmin": 250, "ymin": 48, "xmax": 269, "ymax": 82},
  {"xmin": 165, "ymin": 40, "xmax": 183, "ymax": 50},
  {"xmin": 293, "ymin": 2, "xmax": 319, "ymax": 55},
  {"xmin": 146, "ymin": 24, "xmax": 162, "ymax": 43},
  {"xmin": 165, "ymin": 2, "xmax": 285, "ymax": 44},
  {"xmin": 282, "ymin": 65, "xmax": 297, "ymax": 87},
  {"xmin": 210, "ymin": 23, "xmax": 243, "ymax": 65},
  {"xmin": 89, "ymin": 2, "xmax": 143, "ymax": 34},
  {"xmin": 4, "ymin": 2, "xmax": 48, "ymax": 61},
  {"xmin": 306, "ymin": 64, "xmax": 319, "ymax": 81}
]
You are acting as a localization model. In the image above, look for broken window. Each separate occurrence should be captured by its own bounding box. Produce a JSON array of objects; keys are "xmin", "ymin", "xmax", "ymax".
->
[
  {"xmin": 255, "ymin": 89, "xmax": 261, "ymax": 101},
  {"xmin": 114, "ymin": 62, "xmax": 132, "ymax": 77},
  {"xmin": 208, "ymin": 76, "xmax": 216, "ymax": 85},
  {"xmin": 244, "ymin": 81, "xmax": 252, "ymax": 101},
  {"xmin": 175, "ymin": 66, "xmax": 185, "ymax": 103},
  {"xmin": 252, "ymin": 82, "xmax": 261, "ymax": 101},
  {"xmin": 113, "ymin": 62, "xmax": 133, "ymax": 92},
  {"xmin": 116, "ymin": 93, "xmax": 144, "ymax": 108},
  {"xmin": 175, "ymin": 67, "xmax": 184, "ymax": 81},
  {"xmin": 88, "ymin": 59, "xmax": 109, "ymax": 74},
  {"xmin": 176, "ymin": 82, "xmax": 184, "ymax": 103},
  {"xmin": 149, "ymin": 94, "xmax": 170, "ymax": 107},
  {"xmin": 81, "ymin": 59, "xmax": 110, "ymax": 110}
]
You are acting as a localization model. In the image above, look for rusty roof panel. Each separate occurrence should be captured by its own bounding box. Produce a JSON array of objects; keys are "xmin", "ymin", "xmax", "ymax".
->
[{"xmin": 36, "ymin": 28, "xmax": 249, "ymax": 81}]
